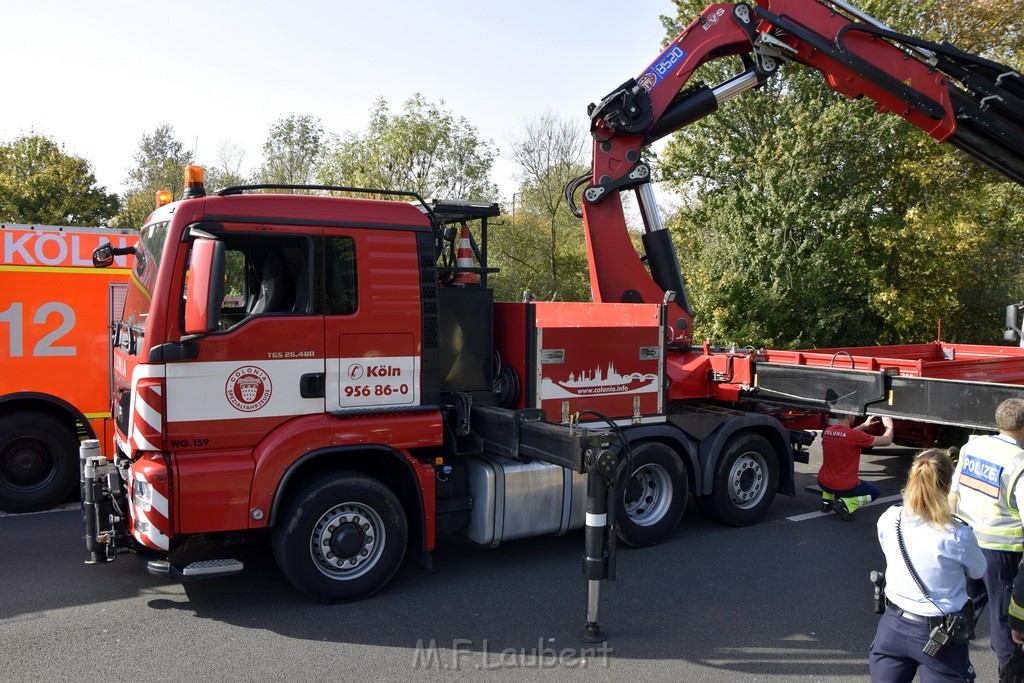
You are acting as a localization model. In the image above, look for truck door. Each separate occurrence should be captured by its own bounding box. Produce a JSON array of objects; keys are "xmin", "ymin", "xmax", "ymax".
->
[
  {"xmin": 323, "ymin": 227, "xmax": 424, "ymax": 413},
  {"xmin": 166, "ymin": 227, "xmax": 325, "ymax": 458}
]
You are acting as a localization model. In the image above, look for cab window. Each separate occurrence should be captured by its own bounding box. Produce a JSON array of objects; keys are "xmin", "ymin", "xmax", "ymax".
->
[
  {"xmin": 325, "ymin": 236, "xmax": 357, "ymax": 315},
  {"xmin": 202, "ymin": 234, "xmax": 312, "ymax": 331}
]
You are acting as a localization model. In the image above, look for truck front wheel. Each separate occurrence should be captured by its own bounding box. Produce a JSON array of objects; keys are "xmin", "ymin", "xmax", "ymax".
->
[
  {"xmin": 614, "ymin": 441, "xmax": 688, "ymax": 547},
  {"xmin": 698, "ymin": 433, "xmax": 778, "ymax": 526},
  {"xmin": 0, "ymin": 412, "xmax": 78, "ymax": 513},
  {"xmin": 272, "ymin": 472, "xmax": 408, "ymax": 602}
]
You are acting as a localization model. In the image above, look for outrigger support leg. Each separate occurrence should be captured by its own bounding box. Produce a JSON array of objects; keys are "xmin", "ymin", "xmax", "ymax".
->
[
  {"xmin": 81, "ymin": 439, "xmax": 115, "ymax": 564},
  {"xmin": 580, "ymin": 443, "xmax": 619, "ymax": 643},
  {"xmin": 463, "ymin": 407, "xmax": 621, "ymax": 642}
]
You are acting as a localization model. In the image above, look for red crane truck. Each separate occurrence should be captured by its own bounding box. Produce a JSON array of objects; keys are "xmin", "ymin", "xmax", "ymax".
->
[
  {"xmin": 84, "ymin": 0, "xmax": 1023, "ymax": 602},
  {"xmin": 0, "ymin": 224, "xmax": 136, "ymax": 512},
  {"xmin": 574, "ymin": 0, "xmax": 1024, "ymax": 446}
]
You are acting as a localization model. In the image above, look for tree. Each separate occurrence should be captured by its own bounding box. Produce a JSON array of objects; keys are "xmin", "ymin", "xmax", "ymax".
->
[
  {"xmin": 489, "ymin": 112, "xmax": 591, "ymax": 302},
  {"xmin": 204, "ymin": 140, "xmax": 249, "ymax": 191},
  {"xmin": 656, "ymin": 0, "xmax": 1024, "ymax": 348},
  {"xmin": 115, "ymin": 124, "xmax": 192, "ymax": 229},
  {"xmin": 0, "ymin": 134, "xmax": 118, "ymax": 225},
  {"xmin": 256, "ymin": 114, "xmax": 324, "ymax": 185},
  {"xmin": 318, "ymin": 94, "xmax": 498, "ymax": 201}
]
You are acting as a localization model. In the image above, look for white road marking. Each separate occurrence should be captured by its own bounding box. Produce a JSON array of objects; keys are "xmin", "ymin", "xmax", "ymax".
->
[{"xmin": 787, "ymin": 493, "xmax": 902, "ymax": 522}]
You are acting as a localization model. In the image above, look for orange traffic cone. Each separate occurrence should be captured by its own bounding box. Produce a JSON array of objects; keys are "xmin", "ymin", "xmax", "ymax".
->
[{"xmin": 453, "ymin": 223, "xmax": 479, "ymax": 285}]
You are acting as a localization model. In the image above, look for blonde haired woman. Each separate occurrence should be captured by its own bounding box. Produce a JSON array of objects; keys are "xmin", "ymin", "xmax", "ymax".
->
[{"xmin": 869, "ymin": 449, "xmax": 987, "ymax": 681}]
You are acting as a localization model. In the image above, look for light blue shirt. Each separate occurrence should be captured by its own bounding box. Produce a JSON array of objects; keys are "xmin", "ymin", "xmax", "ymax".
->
[{"xmin": 877, "ymin": 505, "xmax": 987, "ymax": 616}]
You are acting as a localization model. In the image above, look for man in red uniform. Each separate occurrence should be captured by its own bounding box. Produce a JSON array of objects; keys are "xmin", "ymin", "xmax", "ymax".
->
[{"xmin": 819, "ymin": 413, "xmax": 894, "ymax": 521}]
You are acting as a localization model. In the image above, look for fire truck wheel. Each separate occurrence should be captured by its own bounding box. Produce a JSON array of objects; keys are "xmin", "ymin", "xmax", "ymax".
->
[
  {"xmin": 697, "ymin": 433, "xmax": 778, "ymax": 527},
  {"xmin": 614, "ymin": 441, "xmax": 688, "ymax": 547},
  {"xmin": 0, "ymin": 412, "xmax": 78, "ymax": 513},
  {"xmin": 272, "ymin": 472, "xmax": 408, "ymax": 603}
]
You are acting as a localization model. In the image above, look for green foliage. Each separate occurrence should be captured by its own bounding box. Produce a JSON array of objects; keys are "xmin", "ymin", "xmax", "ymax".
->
[
  {"xmin": 659, "ymin": 0, "xmax": 1024, "ymax": 348},
  {"xmin": 0, "ymin": 134, "xmax": 118, "ymax": 225},
  {"xmin": 256, "ymin": 114, "xmax": 324, "ymax": 185},
  {"xmin": 489, "ymin": 208, "xmax": 592, "ymax": 303},
  {"xmin": 318, "ymin": 94, "xmax": 498, "ymax": 201},
  {"xmin": 115, "ymin": 124, "xmax": 192, "ymax": 230}
]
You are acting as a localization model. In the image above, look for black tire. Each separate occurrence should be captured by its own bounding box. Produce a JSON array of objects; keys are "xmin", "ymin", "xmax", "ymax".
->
[
  {"xmin": 0, "ymin": 412, "xmax": 79, "ymax": 513},
  {"xmin": 614, "ymin": 441, "xmax": 688, "ymax": 547},
  {"xmin": 272, "ymin": 472, "xmax": 407, "ymax": 602},
  {"xmin": 697, "ymin": 433, "xmax": 778, "ymax": 527}
]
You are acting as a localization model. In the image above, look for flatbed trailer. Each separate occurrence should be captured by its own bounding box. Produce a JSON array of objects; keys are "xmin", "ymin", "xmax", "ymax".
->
[
  {"xmin": 723, "ymin": 342, "xmax": 1024, "ymax": 444},
  {"xmin": 763, "ymin": 342, "xmax": 1024, "ymax": 384}
]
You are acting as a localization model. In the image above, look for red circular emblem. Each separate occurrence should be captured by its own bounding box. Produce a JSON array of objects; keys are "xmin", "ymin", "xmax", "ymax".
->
[{"xmin": 226, "ymin": 366, "xmax": 273, "ymax": 412}]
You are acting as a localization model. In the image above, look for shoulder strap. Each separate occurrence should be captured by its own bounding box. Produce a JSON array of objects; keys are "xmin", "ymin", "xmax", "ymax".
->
[{"xmin": 896, "ymin": 510, "xmax": 944, "ymax": 614}]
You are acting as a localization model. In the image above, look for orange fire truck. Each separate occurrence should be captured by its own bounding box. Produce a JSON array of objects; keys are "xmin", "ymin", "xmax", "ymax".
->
[
  {"xmin": 83, "ymin": 0, "xmax": 1022, "ymax": 607},
  {"xmin": 0, "ymin": 224, "xmax": 137, "ymax": 512}
]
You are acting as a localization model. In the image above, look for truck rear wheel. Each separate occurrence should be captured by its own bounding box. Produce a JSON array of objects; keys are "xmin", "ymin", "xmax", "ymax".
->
[
  {"xmin": 272, "ymin": 472, "xmax": 407, "ymax": 602},
  {"xmin": 614, "ymin": 441, "xmax": 688, "ymax": 547},
  {"xmin": 0, "ymin": 412, "xmax": 78, "ymax": 513},
  {"xmin": 697, "ymin": 433, "xmax": 778, "ymax": 526}
]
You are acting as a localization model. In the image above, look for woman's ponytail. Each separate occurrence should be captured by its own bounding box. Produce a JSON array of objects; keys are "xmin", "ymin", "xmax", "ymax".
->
[{"xmin": 903, "ymin": 448, "xmax": 955, "ymax": 527}]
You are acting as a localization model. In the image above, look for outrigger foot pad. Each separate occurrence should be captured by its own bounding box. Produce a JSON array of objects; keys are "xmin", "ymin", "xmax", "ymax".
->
[{"xmin": 579, "ymin": 622, "xmax": 607, "ymax": 643}]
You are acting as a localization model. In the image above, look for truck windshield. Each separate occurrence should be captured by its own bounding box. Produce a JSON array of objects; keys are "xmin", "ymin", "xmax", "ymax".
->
[{"xmin": 120, "ymin": 220, "xmax": 169, "ymax": 335}]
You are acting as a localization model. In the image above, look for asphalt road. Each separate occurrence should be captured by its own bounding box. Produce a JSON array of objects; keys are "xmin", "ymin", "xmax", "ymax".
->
[{"xmin": 0, "ymin": 440, "xmax": 1003, "ymax": 682}]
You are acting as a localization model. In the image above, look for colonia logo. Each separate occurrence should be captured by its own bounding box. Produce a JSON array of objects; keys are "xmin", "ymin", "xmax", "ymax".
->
[{"xmin": 226, "ymin": 366, "xmax": 273, "ymax": 412}]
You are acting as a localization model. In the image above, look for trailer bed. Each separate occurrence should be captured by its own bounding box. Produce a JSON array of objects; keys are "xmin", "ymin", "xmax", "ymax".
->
[
  {"xmin": 761, "ymin": 342, "xmax": 1024, "ymax": 384},
  {"xmin": 735, "ymin": 342, "xmax": 1024, "ymax": 432}
]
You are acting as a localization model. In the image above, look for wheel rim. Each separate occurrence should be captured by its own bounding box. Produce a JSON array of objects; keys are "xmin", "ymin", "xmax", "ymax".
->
[
  {"xmin": 309, "ymin": 502, "xmax": 386, "ymax": 580},
  {"xmin": 0, "ymin": 436, "xmax": 55, "ymax": 491},
  {"xmin": 622, "ymin": 462, "xmax": 673, "ymax": 526},
  {"xmin": 727, "ymin": 450, "xmax": 767, "ymax": 510}
]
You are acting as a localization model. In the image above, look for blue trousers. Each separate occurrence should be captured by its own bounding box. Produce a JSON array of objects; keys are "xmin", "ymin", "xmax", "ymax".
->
[
  {"xmin": 968, "ymin": 547, "xmax": 1022, "ymax": 670},
  {"xmin": 818, "ymin": 480, "xmax": 881, "ymax": 499},
  {"xmin": 819, "ymin": 480, "xmax": 880, "ymax": 512},
  {"xmin": 869, "ymin": 610, "xmax": 975, "ymax": 682}
]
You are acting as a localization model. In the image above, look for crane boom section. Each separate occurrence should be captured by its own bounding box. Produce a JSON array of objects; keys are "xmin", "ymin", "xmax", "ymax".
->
[{"xmin": 581, "ymin": 0, "xmax": 1024, "ymax": 339}]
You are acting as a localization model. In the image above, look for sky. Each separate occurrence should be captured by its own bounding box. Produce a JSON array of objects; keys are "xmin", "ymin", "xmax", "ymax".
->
[{"xmin": 3, "ymin": 0, "xmax": 678, "ymax": 204}]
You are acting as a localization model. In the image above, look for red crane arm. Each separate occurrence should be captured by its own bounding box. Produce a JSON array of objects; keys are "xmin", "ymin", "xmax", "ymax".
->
[{"xmin": 580, "ymin": 0, "xmax": 1024, "ymax": 348}]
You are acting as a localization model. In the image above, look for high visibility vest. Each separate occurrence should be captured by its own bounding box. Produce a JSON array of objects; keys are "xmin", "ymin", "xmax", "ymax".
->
[{"xmin": 954, "ymin": 434, "xmax": 1024, "ymax": 552}]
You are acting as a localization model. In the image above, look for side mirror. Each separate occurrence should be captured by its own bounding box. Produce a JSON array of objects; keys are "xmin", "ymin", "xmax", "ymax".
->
[
  {"xmin": 1006, "ymin": 303, "xmax": 1020, "ymax": 330},
  {"xmin": 1005, "ymin": 303, "xmax": 1022, "ymax": 343},
  {"xmin": 92, "ymin": 243, "xmax": 114, "ymax": 268},
  {"xmin": 92, "ymin": 243, "xmax": 138, "ymax": 268},
  {"xmin": 184, "ymin": 239, "xmax": 226, "ymax": 335}
]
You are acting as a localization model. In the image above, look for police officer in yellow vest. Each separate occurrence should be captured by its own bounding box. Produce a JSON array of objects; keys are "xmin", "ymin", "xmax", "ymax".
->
[{"xmin": 950, "ymin": 398, "xmax": 1024, "ymax": 677}]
